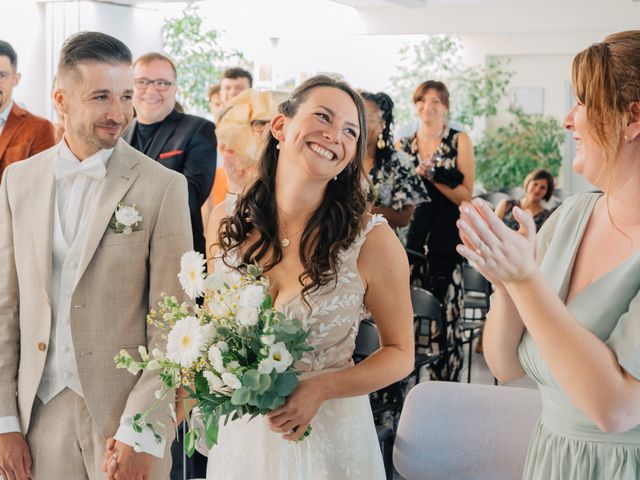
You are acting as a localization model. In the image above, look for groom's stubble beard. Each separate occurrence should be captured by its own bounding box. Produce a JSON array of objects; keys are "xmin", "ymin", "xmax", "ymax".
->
[{"xmin": 71, "ymin": 117, "xmax": 130, "ymax": 152}]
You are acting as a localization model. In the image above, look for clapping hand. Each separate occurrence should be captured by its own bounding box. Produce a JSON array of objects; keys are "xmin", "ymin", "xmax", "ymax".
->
[{"xmin": 456, "ymin": 198, "xmax": 538, "ymax": 285}]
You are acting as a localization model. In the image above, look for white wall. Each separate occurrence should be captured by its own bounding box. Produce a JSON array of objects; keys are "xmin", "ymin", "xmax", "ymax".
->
[
  {"xmin": 2, "ymin": 0, "xmax": 48, "ymax": 116},
  {"xmin": 454, "ymin": 31, "xmax": 606, "ymax": 192},
  {"xmin": 2, "ymin": 0, "xmax": 166, "ymax": 120}
]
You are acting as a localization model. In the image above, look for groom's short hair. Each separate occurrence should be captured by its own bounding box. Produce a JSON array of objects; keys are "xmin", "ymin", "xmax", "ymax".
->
[{"xmin": 57, "ymin": 31, "xmax": 132, "ymax": 77}]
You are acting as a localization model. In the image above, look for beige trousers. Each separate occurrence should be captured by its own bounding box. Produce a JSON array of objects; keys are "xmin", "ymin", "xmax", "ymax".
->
[{"xmin": 26, "ymin": 388, "xmax": 172, "ymax": 480}]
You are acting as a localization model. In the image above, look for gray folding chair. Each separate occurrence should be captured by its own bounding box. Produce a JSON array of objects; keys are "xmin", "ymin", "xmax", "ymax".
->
[{"xmin": 394, "ymin": 382, "xmax": 541, "ymax": 480}]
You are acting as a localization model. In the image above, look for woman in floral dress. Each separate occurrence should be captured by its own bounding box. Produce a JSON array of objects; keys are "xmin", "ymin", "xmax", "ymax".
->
[
  {"xmin": 398, "ymin": 80, "xmax": 475, "ymax": 381},
  {"xmin": 360, "ymin": 91, "xmax": 429, "ymax": 230}
]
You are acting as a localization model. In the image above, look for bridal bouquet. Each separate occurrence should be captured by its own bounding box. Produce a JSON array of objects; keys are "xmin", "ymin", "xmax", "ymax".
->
[{"xmin": 114, "ymin": 251, "xmax": 313, "ymax": 455}]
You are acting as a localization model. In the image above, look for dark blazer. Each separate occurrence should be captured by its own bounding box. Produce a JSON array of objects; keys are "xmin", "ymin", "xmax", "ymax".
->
[
  {"xmin": 0, "ymin": 103, "xmax": 56, "ymax": 179},
  {"xmin": 123, "ymin": 109, "xmax": 217, "ymax": 256}
]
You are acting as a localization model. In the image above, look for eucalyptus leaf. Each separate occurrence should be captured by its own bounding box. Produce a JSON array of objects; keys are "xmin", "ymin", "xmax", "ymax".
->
[{"xmin": 231, "ymin": 387, "xmax": 251, "ymax": 405}]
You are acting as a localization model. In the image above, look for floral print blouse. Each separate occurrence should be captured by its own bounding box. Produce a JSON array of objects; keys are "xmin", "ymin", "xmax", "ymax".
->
[{"xmin": 366, "ymin": 149, "xmax": 430, "ymax": 211}]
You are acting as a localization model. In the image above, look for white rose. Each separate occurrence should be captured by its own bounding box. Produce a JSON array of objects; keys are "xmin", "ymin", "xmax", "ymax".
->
[
  {"xmin": 260, "ymin": 334, "xmax": 275, "ymax": 346},
  {"xmin": 207, "ymin": 346, "xmax": 225, "ymax": 373},
  {"xmin": 258, "ymin": 358, "xmax": 275, "ymax": 374},
  {"xmin": 221, "ymin": 372, "xmax": 242, "ymax": 390},
  {"xmin": 239, "ymin": 285, "xmax": 264, "ymax": 309},
  {"xmin": 236, "ymin": 307, "xmax": 259, "ymax": 327},
  {"xmin": 267, "ymin": 342, "xmax": 294, "ymax": 373},
  {"xmin": 115, "ymin": 205, "xmax": 142, "ymax": 227},
  {"xmin": 203, "ymin": 371, "xmax": 225, "ymax": 393}
]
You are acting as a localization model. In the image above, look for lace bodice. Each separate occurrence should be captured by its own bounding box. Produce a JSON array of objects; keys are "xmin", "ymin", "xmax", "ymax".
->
[{"xmin": 214, "ymin": 214, "xmax": 387, "ymax": 374}]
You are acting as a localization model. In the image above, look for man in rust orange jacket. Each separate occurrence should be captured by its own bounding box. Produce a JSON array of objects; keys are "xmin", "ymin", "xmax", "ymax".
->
[{"xmin": 0, "ymin": 40, "xmax": 55, "ymax": 179}]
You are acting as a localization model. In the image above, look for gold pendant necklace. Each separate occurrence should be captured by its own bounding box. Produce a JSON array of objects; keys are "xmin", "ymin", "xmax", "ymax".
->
[{"xmin": 278, "ymin": 223, "xmax": 305, "ymax": 248}]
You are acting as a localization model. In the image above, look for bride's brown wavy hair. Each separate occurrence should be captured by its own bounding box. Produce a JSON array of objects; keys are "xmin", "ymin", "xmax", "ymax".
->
[{"xmin": 216, "ymin": 75, "xmax": 369, "ymax": 304}]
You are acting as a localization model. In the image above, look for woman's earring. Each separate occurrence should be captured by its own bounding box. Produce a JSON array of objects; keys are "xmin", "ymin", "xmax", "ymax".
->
[
  {"xmin": 333, "ymin": 175, "xmax": 338, "ymax": 181},
  {"xmin": 377, "ymin": 132, "xmax": 386, "ymax": 150},
  {"xmin": 276, "ymin": 143, "xmax": 281, "ymax": 150}
]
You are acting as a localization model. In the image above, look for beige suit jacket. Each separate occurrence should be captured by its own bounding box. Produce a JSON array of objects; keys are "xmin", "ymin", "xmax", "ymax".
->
[{"xmin": 0, "ymin": 138, "xmax": 192, "ymax": 437}]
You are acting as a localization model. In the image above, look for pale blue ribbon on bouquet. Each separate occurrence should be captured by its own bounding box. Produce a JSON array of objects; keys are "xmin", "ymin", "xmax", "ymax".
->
[{"xmin": 280, "ymin": 437, "xmax": 313, "ymax": 480}]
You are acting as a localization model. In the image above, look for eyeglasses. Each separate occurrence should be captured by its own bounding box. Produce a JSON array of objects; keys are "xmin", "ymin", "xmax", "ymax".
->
[
  {"xmin": 134, "ymin": 78, "xmax": 174, "ymax": 92},
  {"xmin": 250, "ymin": 119, "xmax": 269, "ymax": 134},
  {"xmin": 0, "ymin": 71, "xmax": 15, "ymax": 80}
]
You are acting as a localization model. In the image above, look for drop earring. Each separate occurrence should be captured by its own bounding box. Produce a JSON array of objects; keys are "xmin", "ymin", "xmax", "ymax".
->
[{"xmin": 377, "ymin": 132, "xmax": 386, "ymax": 150}]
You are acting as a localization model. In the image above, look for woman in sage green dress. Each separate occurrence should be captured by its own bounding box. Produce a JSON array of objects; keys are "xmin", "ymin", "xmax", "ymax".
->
[{"xmin": 455, "ymin": 30, "xmax": 640, "ymax": 479}]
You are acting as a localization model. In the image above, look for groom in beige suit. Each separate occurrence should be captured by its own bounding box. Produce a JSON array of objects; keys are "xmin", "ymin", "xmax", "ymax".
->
[{"xmin": 0, "ymin": 32, "xmax": 192, "ymax": 480}]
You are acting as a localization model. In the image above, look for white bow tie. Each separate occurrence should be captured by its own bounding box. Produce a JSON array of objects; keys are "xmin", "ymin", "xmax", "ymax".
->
[{"xmin": 54, "ymin": 154, "xmax": 107, "ymax": 181}]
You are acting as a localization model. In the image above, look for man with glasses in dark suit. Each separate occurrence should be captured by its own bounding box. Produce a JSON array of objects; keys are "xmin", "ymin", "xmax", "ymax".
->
[{"xmin": 123, "ymin": 52, "xmax": 216, "ymax": 257}]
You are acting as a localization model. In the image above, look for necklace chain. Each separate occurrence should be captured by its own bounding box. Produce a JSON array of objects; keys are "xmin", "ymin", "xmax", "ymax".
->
[{"xmin": 278, "ymin": 223, "xmax": 305, "ymax": 247}]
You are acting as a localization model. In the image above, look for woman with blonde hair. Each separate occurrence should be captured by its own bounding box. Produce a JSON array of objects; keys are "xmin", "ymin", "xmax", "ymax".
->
[{"xmin": 457, "ymin": 31, "xmax": 640, "ymax": 479}]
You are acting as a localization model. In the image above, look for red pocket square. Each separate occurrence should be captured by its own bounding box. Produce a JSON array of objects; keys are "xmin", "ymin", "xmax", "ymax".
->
[{"xmin": 159, "ymin": 150, "xmax": 184, "ymax": 159}]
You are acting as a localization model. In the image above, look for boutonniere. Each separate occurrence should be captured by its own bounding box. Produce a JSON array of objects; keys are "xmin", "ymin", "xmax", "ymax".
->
[{"xmin": 110, "ymin": 203, "xmax": 142, "ymax": 235}]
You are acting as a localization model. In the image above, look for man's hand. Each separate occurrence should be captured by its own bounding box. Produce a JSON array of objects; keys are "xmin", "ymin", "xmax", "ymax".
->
[
  {"xmin": 109, "ymin": 440, "xmax": 153, "ymax": 480},
  {"xmin": 102, "ymin": 437, "xmax": 118, "ymax": 480},
  {"xmin": 0, "ymin": 432, "xmax": 32, "ymax": 480}
]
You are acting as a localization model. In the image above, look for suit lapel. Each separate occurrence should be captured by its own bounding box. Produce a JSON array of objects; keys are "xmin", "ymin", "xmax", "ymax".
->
[
  {"xmin": 145, "ymin": 109, "xmax": 180, "ymax": 160},
  {"xmin": 31, "ymin": 151, "xmax": 56, "ymax": 306},
  {"xmin": 74, "ymin": 140, "xmax": 140, "ymax": 287},
  {"xmin": 0, "ymin": 105, "xmax": 26, "ymax": 159}
]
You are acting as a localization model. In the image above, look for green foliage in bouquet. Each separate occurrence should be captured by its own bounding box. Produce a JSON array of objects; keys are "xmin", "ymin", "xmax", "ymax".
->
[
  {"xmin": 115, "ymin": 257, "xmax": 314, "ymax": 456},
  {"xmin": 475, "ymin": 108, "xmax": 564, "ymax": 191}
]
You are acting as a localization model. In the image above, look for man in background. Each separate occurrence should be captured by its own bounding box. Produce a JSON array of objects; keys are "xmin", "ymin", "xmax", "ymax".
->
[
  {"xmin": 0, "ymin": 40, "xmax": 55, "ymax": 178},
  {"xmin": 219, "ymin": 67, "xmax": 252, "ymax": 106},
  {"xmin": 123, "ymin": 52, "xmax": 216, "ymax": 257}
]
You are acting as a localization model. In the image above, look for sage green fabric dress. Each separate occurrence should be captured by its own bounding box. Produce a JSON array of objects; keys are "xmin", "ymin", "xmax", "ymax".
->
[{"xmin": 518, "ymin": 192, "xmax": 640, "ymax": 480}]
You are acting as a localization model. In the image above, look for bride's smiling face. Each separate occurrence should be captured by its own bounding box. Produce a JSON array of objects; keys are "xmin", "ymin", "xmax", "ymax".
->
[{"xmin": 273, "ymin": 86, "xmax": 361, "ymax": 181}]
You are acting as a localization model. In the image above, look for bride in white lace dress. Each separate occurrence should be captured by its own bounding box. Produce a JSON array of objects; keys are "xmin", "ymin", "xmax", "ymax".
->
[{"xmin": 204, "ymin": 75, "xmax": 415, "ymax": 479}]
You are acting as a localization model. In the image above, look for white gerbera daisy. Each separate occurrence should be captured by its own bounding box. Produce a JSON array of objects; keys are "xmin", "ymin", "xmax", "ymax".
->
[
  {"xmin": 177, "ymin": 251, "xmax": 206, "ymax": 299},
  {"xmin": 267, "ymin": 342, "xmax": 294, "ymax": 373},
  {"xmin": 166, "ymin": 316, "xmax": 209, "ymax": 367}
]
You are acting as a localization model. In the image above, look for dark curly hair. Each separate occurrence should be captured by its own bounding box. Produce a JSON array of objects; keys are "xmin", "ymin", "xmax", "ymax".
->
[
  {"xmin": 361, "ymin": 91, "xmax": 395, "ymax": 170},
  {"xmin": 216, "ymin": 75, "xmax": 369, "ymax": 306}
]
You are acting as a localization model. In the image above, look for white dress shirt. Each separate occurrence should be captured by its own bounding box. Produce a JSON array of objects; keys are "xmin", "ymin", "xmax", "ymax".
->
[{"xmin": 0, "ymin": 139, "xmax": 165, "ymax": 457}]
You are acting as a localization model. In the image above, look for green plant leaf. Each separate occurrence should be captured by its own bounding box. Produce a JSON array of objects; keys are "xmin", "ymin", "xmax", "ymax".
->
[
  {"xmin": 231, "ymin": 387, "xmax": 251, "ymax": 405},
  {"xmin": 205, "ymin": 413, "xmax": 219, "ymax": 448},
  {"xmin": 184, "ymin": 430, "xmax": 196, "ymax": 458},
  {"xmin": 242, "ymin": 369, "xmax": 261, "ymax": 391},
  {"xmin": 273, "ymin": 372, "xmax": 298, "ymax": 397}
]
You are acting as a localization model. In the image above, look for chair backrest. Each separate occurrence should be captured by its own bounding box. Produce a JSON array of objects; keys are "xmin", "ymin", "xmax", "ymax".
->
[
  {"xmin": 353, "ymin": 318, "xmax": 380, "ymax": 362},
  {"xmin": 393, "ymin": 382, "xmax": 541, "ymax": 480},
  {"xmin": 475, "ymin": 191, "xmax": 510, "ymax": 209},
  {"xmin": 463, "ymin": 263, "xmax": 491, "ymax": 297},
  {"xmin": 502, "ymin": 186, "xmax": 525, "ymax": 200},
  {"xmin": 410, "ymin": 286, "xmax": 442, "ymax": 320},
  {"xmin": 410, "ymin": 287, "xmax": 446, "ymax": 353}
]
